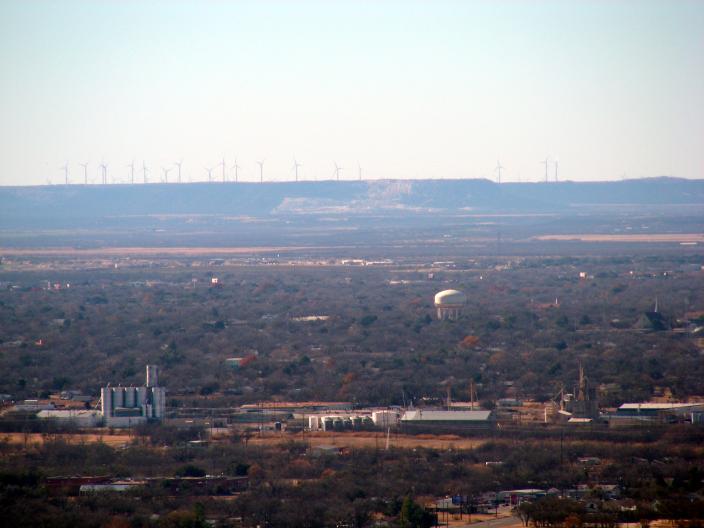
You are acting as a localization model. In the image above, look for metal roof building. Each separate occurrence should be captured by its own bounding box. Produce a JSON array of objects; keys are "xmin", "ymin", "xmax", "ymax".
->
[
  {"xmin": 37, "ymin": 409, "xmax": 102, "ymax": 427},
  {"xmin": 401, "ymin": 410, "xmax": 492, "ymax": 423},
  {"xmin": 616, "ymin": 402, "xmax": 704, "ymax": 416},
  {"xmin": 610, "ymin": 402, "xmax": 704, "ymax": 425}
]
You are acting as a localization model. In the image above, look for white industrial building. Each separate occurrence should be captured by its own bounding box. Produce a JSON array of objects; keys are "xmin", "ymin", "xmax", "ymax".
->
[
  {"xmin": 434, "ymin": 289, "xmax": 467, "ymax": 320},
  {"xmin": 11, "ymin": 400, "xmax": 55, "ymax": 412},
  {"xmin": 37, "ymin": 409, "xmax": 102, "ymax": 427},
  {"xmin": 307, "ymin": 409, "xmax": 402, "ymax": 431},
  {"xmin": 101, "ymin": 365, "xmax": 165, "ymax": 428},
  {"xmin": 308, "ymin": 413, "xmax": 374, "ymax": 431},
  {"xmin": 400, "ymin": 409, "xmax": 492, "ymax": 426},
  {"xmin": 610, "ymin": 402, "xmax": 704, "ymax": 425}
]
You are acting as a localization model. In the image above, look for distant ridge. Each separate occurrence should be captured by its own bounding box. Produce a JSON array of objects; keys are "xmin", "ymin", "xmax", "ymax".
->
[{"xmin": 1, "ymin": 178, "xmax": 702, "ymax": 228}]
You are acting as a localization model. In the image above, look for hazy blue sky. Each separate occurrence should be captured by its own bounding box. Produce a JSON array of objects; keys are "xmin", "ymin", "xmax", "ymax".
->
[{"xmin": 1, "ymin": 0, "xmax": 702, "ymax": 185}]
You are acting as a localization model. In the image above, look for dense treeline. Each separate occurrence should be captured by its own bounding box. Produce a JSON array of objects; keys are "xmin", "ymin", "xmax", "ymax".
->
[
  {"xmin": 1, "ymin": 427, "xmax": 703, "ymax": 527},
  {"xmin": 1, "ymin": 254, "xmax": 703, "ymax": 406}
]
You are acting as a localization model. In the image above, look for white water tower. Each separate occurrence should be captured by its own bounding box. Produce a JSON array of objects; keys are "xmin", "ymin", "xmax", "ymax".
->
[{"xmin": 434, "ymin": 289, "xmax": 467, "ymax": 321}]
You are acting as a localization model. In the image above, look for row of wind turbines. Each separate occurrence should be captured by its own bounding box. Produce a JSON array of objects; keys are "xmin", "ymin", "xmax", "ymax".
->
[
  {"xmin": 55, "ymin": 156, "xmax": 561, "ymax": 185},
  {"xmin": 56, "ymin": 158, "xmax": 363, "ymax": 186},
  {"xmin": 493, "ymin": 156, "xmax": 559, "ymax": 184}
]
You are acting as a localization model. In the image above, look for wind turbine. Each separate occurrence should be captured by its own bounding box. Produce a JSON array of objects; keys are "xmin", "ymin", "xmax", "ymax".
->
[
  {"xmin": 494, "ymin": 160, "xmax": 504, "ymax": 184},
  {"xmin": 142, "ymin": 161, "xmax": 149, "ymax": 184},
  {"xmin": 80, "ymin": 162, "xmax": 88, "ymax": 184},
  {"xmin": 292, "ymin": 158, "xmax": 302, "ymax": 182},
  {"xmin": 230, "ymin": 158, "xmax": 241, "ymax": 183},
  {"xmin": 357, "ymin": 162, "xmax": 362, "ymax": 181},
  {"xmin": 541, "ymin": 156, "xmax": 550, "ymax": 183},
  {"xmin": 554, "ymin": 158, "xmax": 559, "ymax": 182},
  {"xmin": 60, "ymin": 162, "xmax": 69, "ymax": 185},
  {"xmin": 257, "ymin": 160, "xmax": 265, "ymax": 183},
  {"xmin": 205, "ymin": 166, "xmax": 214, "ymax": 183},
  {"xmin": 333, "ymin": 162, "xmax": 343, "ymax": 181},
  {"xmin": 161, "ymin": 166, "xmax": 172, "ymax": 183},
  {"xmin": 220, "ymin": 157, "xmax": 227, "ymax": 183},
  {"xmin": 127, "ymin": 160, "xmax": 135, "ymax": 184},
  {"xmin": 99, "ymin": 162, "xmax": 108, "ymax": 185},
  {"xmin": 174, "ymin": 160, "xmax": 183, "ymax": 183}
]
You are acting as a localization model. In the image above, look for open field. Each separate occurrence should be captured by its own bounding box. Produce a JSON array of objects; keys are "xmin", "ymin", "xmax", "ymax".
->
[
  {"xmin": 534, "ymin": 233, "xmax": 704, "ymax": 243},
  {"xmin": 443, "ymin": 514, "xmax": 522, "ymax": 528},
  {"xmin": 1, "ymin": 432, "xmax": 133, "ymax": 447},
  {"xmin": 248, "ymin": 431, "xmax": 486, "ymax": 450}
]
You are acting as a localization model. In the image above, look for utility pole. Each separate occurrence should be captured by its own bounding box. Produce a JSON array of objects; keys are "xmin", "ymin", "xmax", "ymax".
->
[
  {"xmin": 560, "ymin": 426, "xmax": 564, "ymax": 466},
  {"xmin": 302, "ymin": 412, "xmax": 306, "ymax": 446}
]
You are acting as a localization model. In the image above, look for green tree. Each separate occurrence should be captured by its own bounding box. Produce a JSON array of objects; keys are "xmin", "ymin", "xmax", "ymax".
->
[{"xmin": 400, "ymin": 496, "xmax": 435, "ymax": 528}]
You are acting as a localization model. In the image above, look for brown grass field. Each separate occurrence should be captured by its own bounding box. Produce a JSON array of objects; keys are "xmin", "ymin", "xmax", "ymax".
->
[
  {"xmin": 1, "ymin": 432, "xmax": 132, "ymax": 447},
  {"xmin": 248, "ymin": 431, "xmax": 485, "ymax": 450},
  {"xmin": 534, "ymin": 233, "xmax": 704, "ymax": 243},
  {"xmin": 1, "ymin": 430, "xmax": 484, "ymax": 451}
]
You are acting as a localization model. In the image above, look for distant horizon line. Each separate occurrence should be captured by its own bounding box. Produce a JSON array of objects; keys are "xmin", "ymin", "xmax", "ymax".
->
[{"xmin": 1, "ymin": 175, "xmax": 699, "ymax": 188}]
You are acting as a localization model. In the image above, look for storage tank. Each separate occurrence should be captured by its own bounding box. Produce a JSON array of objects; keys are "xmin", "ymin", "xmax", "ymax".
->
[
  {"xmin": 100, "ymin": 387, "xmax": 112, "ymax": 417},
  {"xmin": 146, "ymin": 365, "xmax": 158, "ymax": 387},
  {"xmin": 112, "ymin": 388, "xmax": 124, "ymax": 408},
  {"xmin": 352, "ymin": 416, "xmax": 363, "ymax": 429},
  {"xmin": 150, "ymin": 390, "xmax": 158, "ymax": 418},
  {"xmin": 372, "ymin": 410, "xmax": 399, "ymax": 428},
  {"xmin": 308, "ymin": 416, "xmax": 320, "ymax": 430},
  {"xmin": 124, "ymin": 387, "xmax": 135, "ymax": 408},
  {"xmin": 135, "ymin": 387, "xmax": 147, "ymax": 407},
  {"xmin": 151, "ymin": 387, "xmax": 165, "ymax": 419},
  {"xmin": 323, "ymin": 417, "xmax": 334, "ymax": 431}
]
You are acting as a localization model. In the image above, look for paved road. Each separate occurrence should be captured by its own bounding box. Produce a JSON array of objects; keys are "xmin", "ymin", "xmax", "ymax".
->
[
  {"xmin": 437, "ymin": 514, "xmax": 522, "ymax": 528},
  {"xmin": 470, "ymin": 515, "xmax": 522, "ymax": 528}
]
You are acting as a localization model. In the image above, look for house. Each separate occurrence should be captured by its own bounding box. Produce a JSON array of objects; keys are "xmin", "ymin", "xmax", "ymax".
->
[
  {"xmin": 497, "ymin": 489, "xmax": 546, "ymax": 505},
  {"xmin": 80, "ymin": 481, "xmax": 145, "ymax": 494}
]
